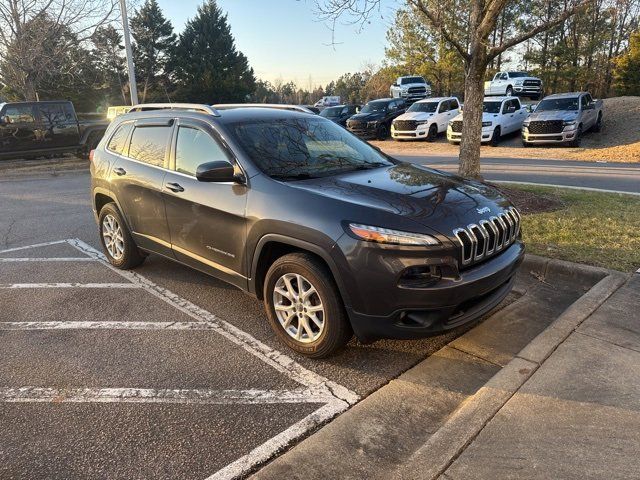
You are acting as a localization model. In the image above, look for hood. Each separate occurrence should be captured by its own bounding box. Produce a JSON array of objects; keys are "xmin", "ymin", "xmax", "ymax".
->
[
  {"xmin": 289, "ymin": 163, "xmax": 512, "ymax": 236},
  {"xmin": 512, "ymin": 76, "xmax": 541, "ymax": 83},
  {"xmin": 529, "ymin": 109, "xmax": 578, "ymax": 122},
  {"xmin": 451, "ymin": 112, "xmax": 503, "ymax": 123},
  {"xmin": 349, "ymin": 111, "xmax": 386, "ymax": 122},
  {"xmin": 394, "ymin": 111, "xmax": 435, "ymax": 122}
]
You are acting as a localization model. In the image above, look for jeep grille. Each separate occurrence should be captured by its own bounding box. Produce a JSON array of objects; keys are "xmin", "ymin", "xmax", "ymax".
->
[{"xmin": 453, "ymin": 207, "xmax": 521, "ymax": 267}]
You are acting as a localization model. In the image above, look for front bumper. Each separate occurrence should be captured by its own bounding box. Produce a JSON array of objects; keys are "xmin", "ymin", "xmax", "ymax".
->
[
  {"xmin": 447, "ymin": 126, "xmax": 495, "ymax": 143},
  {"xmin": 513, "ymin": 85, "xmax": 542, "ymax": 97},
  {"xmin": 522, "ymin": 126, "xmax": 577, "ymax": 144},
  {"xmin": 347, "ymin": 123, "xmax": 379, "ymax": 139},
  {"xmin": 391, "ymin": 124, "xmax": 430, "ymax": 139},
  {"xmin": 336, "ymin": 236, "xmax": 525, "ymax": 343}
]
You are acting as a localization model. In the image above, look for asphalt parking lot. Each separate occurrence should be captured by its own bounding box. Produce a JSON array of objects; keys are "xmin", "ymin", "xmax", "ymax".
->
[{"xmin": 0, "ymin": 171, "xmax": 584, "ymax": 479}]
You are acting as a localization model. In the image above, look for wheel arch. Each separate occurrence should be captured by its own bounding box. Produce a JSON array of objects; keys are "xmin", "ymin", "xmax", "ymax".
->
[{"xmin": 249, "ymin": 235, "xmax": 351, "ymax": 308}]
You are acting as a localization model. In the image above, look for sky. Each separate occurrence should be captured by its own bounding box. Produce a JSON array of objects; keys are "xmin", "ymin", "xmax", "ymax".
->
[{"xmin": 155, "ymin": 0, "xmax": 400, "ymax": 88}]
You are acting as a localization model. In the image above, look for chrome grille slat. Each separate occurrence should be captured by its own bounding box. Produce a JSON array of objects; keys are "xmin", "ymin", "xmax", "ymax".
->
[{"xmin": 454, "ymin": 207, "xmax": 520, "ymax": 267}]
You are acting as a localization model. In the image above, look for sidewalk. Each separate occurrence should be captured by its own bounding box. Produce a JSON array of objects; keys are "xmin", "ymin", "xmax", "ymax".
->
[{"xmin": 398, "ymin": 273, "xmax": 640, "ymax": 480}]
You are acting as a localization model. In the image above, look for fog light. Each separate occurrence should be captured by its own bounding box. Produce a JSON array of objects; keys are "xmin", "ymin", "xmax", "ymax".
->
[{"xmin": 399, "ymin": 265, "xmax": 442, "ymax": 288}]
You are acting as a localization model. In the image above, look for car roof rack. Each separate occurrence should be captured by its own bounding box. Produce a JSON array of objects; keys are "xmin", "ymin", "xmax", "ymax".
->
[
  {"xmin": 128, "ymin": 103, "xmax": 221, "ymax": 117},
  {"xmin": 212, "ymin": 103, "xmax": 314, "ymax": 114}
]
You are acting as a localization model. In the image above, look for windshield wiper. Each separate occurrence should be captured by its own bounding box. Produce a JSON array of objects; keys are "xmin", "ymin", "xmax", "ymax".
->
[
  {"xmin": 352, "ymin": 162, "xmax": 390, "ymax": 170},
  {"xmin": 270, "ymin": 173, "xmax": 316, "ymax": 181}
]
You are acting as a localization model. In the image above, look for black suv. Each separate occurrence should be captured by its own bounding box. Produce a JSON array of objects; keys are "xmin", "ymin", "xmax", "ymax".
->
[
  {"xmin": 91, "ymin": 104, "xmax": 524, "ymax": 358},
  {"xmin": 319, "ymin": 104, "xmax": 360, "ymax": 127},
  {"xmin": 346, "ymin": 98, "xmax": 406, "ymax": 140}
]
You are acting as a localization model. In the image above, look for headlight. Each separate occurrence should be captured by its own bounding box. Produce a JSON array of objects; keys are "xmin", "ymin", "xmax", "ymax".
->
[
  {"xmin": 448, "ymin": 120, "xmax": 454, "ymax": 126},
  {"xmin": 482, "ymin": 121, "xmax": 492, "ymax": 127},
  {"xmin": 522, "ymin": 121, "xmax": 530, "ymax": 127},
  {"xmin": 563, "ymin": 120, "xmax": 576, "ymax": 126},
  {"xmin": 415, "ymin": 120, "xmax": 429, "ymax": 125},
  {"xmin": 367, "ymin": 121, "xmax": 379, "ymax": 127},
  {"xmin": 348, "ymin": 223, "xmax": 440, "ymax": 246},
  {"xmin": 514, "ymin": 79, "xmax": 524, "ymax": 85}
]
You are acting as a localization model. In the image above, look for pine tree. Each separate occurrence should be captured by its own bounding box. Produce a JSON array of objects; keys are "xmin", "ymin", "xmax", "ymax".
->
[
  {"xmin": 172, "ymin": 0, "xmax": 255, "ymax": 103},
  {"xmin": 92, "ymin": 25, "xmax": 129, "ymax": 106},
  {"xmin": 130, "ymin": 0, "xmax": 177, "ymax": 103},
  {"xmin": 614, "ymin": 30, "xmax": 640, "ymax": 95}
]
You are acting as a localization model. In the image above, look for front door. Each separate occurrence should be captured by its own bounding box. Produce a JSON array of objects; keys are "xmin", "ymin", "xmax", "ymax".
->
[
  {"xmin": 163, "ymin": 119, "xmax": 248, "ymax": 289},
  {"xmin": 109, "ymin": 118, "xmax": 173, "ymax": 256},
  {"xmin": 37, "ymin": 102, "xmax": 80, "ymax": 150},
  {"xmin": 0, "ymin": 104, "xmax": 39, "ymax": 154}
]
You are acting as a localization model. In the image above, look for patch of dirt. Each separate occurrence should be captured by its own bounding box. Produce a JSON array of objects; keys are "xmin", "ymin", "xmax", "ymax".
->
[
  {"xmin": 0, "ymin": 155, "xmax": 88, "ymax": 177},
  {"xmin": 373, "ymin": 96, "xmax": 640, "ymax": 163},
  {"xmin": 489, "ymin": 184, "xmax": 565, "ymax": 214}
]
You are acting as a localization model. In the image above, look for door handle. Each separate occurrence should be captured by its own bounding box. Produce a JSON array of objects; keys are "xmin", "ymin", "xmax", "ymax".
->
[
  {"xmin": 165, "ymin": 182, "xmax": 184, "ymax": 193},
  {"xmin": 113, "ymin": 167, "xmax": 126, "ymax": 176}
]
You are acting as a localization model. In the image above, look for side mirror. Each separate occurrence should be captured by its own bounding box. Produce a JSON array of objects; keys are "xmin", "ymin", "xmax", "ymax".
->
[
  {"xmin": 196, "ymin": 161, "xmax": 237, "ymax": 183},
  {"xmin": 0, "ymin": 115, "xmax": 9, "ymax": 125}
]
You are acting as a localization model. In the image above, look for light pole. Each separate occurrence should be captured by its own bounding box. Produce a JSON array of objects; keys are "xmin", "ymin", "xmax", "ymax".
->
[{"xmin": 119, "ymin": 0, "xmax": 139, "ymax": 105}]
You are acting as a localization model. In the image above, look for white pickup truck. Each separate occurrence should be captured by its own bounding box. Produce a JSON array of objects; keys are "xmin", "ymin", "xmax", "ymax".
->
[
  {"xmin": 391, "ymin": 97, "xmax": 460, "ymax": 141},
  {"xmin": 447, "ymin": 96, "xmax": 528, "ymax": 146},
  {"xmin": 390, "ymin": 76, "xmax": 432, "ymax": 103},
  {"xmin": 522, "ymin": 92, "xmax": 603, "ymax": 147},
  {"xmin": 314, "ymin": 96, "xmax": 341, "ymax": 108},
  {"xmin": 484, "ymin": 71, "xmax": 543, "ymax": 100}
]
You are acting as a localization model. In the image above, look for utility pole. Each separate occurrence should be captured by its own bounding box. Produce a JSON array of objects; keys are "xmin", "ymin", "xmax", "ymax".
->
[{"xmin": 119, "ymin": 0, "xmax": 139, "ymax": 105}]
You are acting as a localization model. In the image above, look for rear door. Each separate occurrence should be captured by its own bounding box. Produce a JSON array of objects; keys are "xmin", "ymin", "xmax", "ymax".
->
[
  {"xmin": 162, "ymin": 118, "xmax": 248, "ymax": 288},
  {"xmin": 109, "ymin": 118, "xmax": 173, "ymax": 257},
  {"xmin": 0, "ymin": 103, "xmax": 39, "ymax": 154},
  {"xmin": 37, "ymin": 102, "xmax": 80, "ymax": 149}
]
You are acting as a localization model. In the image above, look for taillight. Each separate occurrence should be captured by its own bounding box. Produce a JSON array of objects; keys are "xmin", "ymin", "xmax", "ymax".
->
[{"xmin": 89, "ymin": 150, "xmax": 95, "ymax": 162}]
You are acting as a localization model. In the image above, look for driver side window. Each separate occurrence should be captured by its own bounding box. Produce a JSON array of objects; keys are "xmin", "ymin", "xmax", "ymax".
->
[{"xmin": 175, "ymin": 126, "xmax": 231, "ymax": 176}]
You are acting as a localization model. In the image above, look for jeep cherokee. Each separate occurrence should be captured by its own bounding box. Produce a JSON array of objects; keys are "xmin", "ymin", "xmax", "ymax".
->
[{"xmin": 91, "ymin": 104, "xmax": 524, "ymax": 358}]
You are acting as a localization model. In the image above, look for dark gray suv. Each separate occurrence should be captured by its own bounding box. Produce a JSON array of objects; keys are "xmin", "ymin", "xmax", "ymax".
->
[{"xmin": 91, "ymin": 104, "xmax": 524, "ymax": 358}]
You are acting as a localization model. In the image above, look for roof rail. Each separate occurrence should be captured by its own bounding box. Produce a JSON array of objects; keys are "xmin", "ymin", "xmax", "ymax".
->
[
  {"xmin": 212, "ymin": 103, "xmax": 314, "ymax": 114},
  {"xmin": 128, "ymin": 103, "xmax": 220, "ymax": 117}
]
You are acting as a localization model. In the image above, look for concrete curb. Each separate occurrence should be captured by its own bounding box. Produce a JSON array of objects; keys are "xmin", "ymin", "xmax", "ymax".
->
[{"xmin": 394, "ymin": 270, "xmax": 629, "ymax": 480}]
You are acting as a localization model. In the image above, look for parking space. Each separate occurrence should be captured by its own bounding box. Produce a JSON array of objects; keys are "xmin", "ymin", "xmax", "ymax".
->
[{"xmin": 0, "ymin": 238, "xmax": 357, "ymax": 479}]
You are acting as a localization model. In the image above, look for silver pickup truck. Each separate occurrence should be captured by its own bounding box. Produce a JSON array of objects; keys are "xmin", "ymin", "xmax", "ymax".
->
[{"xmin": 522, "ymin": 92, "xmax": 603, "ymax": 147}]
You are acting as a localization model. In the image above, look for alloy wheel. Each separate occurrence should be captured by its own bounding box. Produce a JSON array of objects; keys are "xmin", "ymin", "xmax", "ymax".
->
[
  {"xmin": 102, "ymin": 213, "xmax": 125, "ymax": 260},
  {"xmin": 272, "ymin": 273, "xmax": 325, "ymax": 343}
]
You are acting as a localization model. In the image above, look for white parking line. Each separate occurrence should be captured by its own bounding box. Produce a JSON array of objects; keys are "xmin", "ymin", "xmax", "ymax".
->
[
  {"xmin": 0, "ymin": 386, "xmax": 336, "ymax": 405},
  {"xmin": 0, "ymin": 283, "xmax": 139, "ymax": 289},
  {"xmin": 2, "ymin": 238, "xmax": 360, "ymax": 480},
  {"xmin": 0, "ymin": 257, "xmax": 96, "ymax": 262},
  {"xmin": 0, "ymin": 240, "xmax": 68, "ymax": 254}
]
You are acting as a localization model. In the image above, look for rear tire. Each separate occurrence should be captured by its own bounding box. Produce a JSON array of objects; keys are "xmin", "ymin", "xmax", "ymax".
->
[
  {"xmin": 98, "ymin": 202, "xmax": 145, "ymax": 269},
  {"xmin": 263, "ymin": 253, "xmax": 352, "ymax": 358},
  {"xmin": 425, "ymin": 123, "xmax": 438, "ymax": 142},
  {"xmin": 490, "ymin": 126, "xmax": 501, "ymax": 147}
]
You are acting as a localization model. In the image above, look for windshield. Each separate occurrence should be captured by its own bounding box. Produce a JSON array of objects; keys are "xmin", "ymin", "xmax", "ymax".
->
[
  {"xmin": 401, "ymin": 77, "xmax": 426, "ymax": 85},
  {"xmin": 227, "ymin": 117, "xmax": 394, "ymax": 179},
  {"xmin": 483, "ymin": 102, "xmax": 502, "ymax": 114},
  {"xmin": 407, "ymin": 102, "xmax": 438, "ymax": 113},
  {"xmin": 508, "ymin": 72, "xmax": 528, "ymax": 78},
  {"xmin": 535, "ymin": 98, "xmax": 579, "ymax": 111},
  {"xmin": 319, "ymin": 106, "xmax": 342, "ymax": 118},
  {"xmin": 360, "ymin": 101, "xmax": 388, "ymax": 114}
]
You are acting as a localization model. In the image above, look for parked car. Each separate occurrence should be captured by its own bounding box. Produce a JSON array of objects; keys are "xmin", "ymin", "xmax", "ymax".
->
[
  {"xmin": 447, "ymin": 97, "xmax": 528, "ymax": 146},
  {"xmin": 0, "ymin": 100, "xmax": 108, "ymax": 159},
  {"xmin": 522, "ymin": 92, "xmax": 603, "ymax": 147},
  {"xmin": 390, "ymin": 76, "xmax": 432, "ymax": 103},
  {"xmin": 301, "ymin": 105, "xmax": 321, "ymax": 114},
  {"xmin": 391, "ymin": 97, "xmax": 460, "ymax": 141},
  {"xmin": 314, "ymin": 96, "xmax": 341, "ymax": 108},
  {"xmin": 91, "ymin": 103, "xmax": 524, "ymax": 357},
  {"xmin": 484, "ymin": 72, "xmax": 543, "ymax": 100},
  {"xmin": 107, "ymin": 105, "xmax": 132, "ymax": 121},
  {"xmin": 319, "ymin": 104, "xmax": 360, "ymax": 126},
  {"xmin": 346, "ymin": 98, "xmax": 406, "ymax": 140}
]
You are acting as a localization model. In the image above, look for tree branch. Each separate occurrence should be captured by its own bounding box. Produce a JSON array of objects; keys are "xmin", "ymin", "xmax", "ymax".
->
[
  {"xmin": 488, "ymin": 0, "xmax": 592, "ymax": 59},
  {"xmin": 409, "ymin": 0, "xmax": 470, "ymax": 62}
]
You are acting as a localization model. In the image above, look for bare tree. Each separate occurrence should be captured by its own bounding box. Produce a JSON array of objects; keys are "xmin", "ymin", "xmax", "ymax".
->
[
  {"xmin": 316, "ymin": 0, "xmax": 592, "ymax": 178},
  {"xmin": 0, "ymin": 0, "xmax": 118, "ymax": 101}
]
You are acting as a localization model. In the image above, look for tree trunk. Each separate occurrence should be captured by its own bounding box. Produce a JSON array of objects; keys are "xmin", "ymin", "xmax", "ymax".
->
[
  {"xmin": 23, "ymin": 76, "xmax": 38, "ymax": 101},
  {"xmin": 458, "ymin": 53, "xmax": 487, "ymax": 179}
]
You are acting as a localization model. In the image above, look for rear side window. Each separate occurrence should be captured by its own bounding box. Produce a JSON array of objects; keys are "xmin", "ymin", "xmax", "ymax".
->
[
  {"xmin": 128, "ymin": 126, "xmax": 171, "ymax": 167},
  {"xmin": 175, "ymin": 126, "xmax": 230, "ymax": 176},
  {"xmin": 107, "ymin": 122, "xmax": 133, "ymax": 155},
  {"xmin": 3, "ymin": 105, "xmax": 35, "ymax": 124},
  {"xmin": 450, "ymin": 99, "xmax": 459, "ymax": 110}
]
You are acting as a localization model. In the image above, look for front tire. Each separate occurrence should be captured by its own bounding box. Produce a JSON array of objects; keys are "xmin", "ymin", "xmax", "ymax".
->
[
  {"xmin": 426, "ymin": 123, "xmax": 438, "ymax": 142},
  {"xmin": 98, "ymin": 203, "xmax": 145, "ymax": 269},
  {"xmin": 264, "ymin": 253, "xmax": 352, "ymax": 358},
  {"xmin": 569, "ymin": 125, "xmax": 583, "ymax": 147},
  {"xmin": 376, "ymin": 123, "xmax": 389, "ymax": 140},
  {"xmin": 490, "ymin": 126, "xmax": 501, "ymax": 147},
  {"xmin": 506, "ymin": 86, "xmax": 513, "ymax": 96}
]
